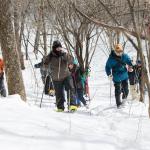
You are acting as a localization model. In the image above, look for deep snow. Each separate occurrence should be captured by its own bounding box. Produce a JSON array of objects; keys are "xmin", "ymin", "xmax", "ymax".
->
[{"xmin": 0, "ymin": 46, "xmax": 150, "ymax": 150}]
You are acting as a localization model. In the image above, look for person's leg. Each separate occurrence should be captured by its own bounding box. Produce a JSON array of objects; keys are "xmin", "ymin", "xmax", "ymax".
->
[
  {"xmin": 77, "ymin": 88, "xmax": 86, "ymax": 106},
  {"xmin": 53, "ymin": 81, "xmax": 65, "ymax": 110},
  {"xmin": 130, "ymin": 84, "xmax": 139, "ymax": 100},
  {"xmin": 44, "ymin": 75, "xmax": 50, "ymax": 95},
  {"xmin": 114, "ymin": 82, "xmax": 122, "ymax": 107},
  {"xmin": 0, "ymin": 77, "xmax": 6, "ymax": 97},
  {"xmin": 64, "ymin": 76, "xmax": 77, "ymax": 106},
  {"xmin": 121, "ymin": 79, "xmax": 129, "ymax": 100},
  {"xmin": 48, "ymin": 77, "xmax": 55, "ymax": 96}
]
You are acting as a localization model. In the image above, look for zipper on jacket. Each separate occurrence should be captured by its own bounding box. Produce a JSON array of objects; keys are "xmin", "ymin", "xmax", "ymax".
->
[{"xmin": 58, "ymin": 58, "xmax": 61, "ymax": 80}]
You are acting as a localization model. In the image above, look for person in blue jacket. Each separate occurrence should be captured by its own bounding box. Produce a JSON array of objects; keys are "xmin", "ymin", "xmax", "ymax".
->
[{"xmin": 105, "ymin": 44, "xmax": 132, "ymax": 108}]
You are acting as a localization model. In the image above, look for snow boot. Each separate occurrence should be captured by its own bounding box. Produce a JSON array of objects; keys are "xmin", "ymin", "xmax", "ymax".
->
[
  {"xmin": 69, "ymin": 105, "xmax": 77, "ymax": 112},
  {"xmin": 56, "ymin": 109, "xmax": 64, "ymax": 112}
]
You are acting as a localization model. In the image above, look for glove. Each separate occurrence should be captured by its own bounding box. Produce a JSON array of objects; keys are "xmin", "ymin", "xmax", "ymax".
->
[{"xmin": 108, "ymin": 75, "xmax": 113, "ymax": 80}]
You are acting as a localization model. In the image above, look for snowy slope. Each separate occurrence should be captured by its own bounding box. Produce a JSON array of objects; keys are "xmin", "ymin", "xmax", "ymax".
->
[{"xmin": 0, "ymin": 46, "xmax": 150, "ymax": 150}]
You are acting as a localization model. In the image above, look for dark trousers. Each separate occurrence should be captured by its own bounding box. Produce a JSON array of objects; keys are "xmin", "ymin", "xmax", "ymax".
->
[
  {"xmin": 114, "ymin": 79, "xmax": 128, "ymax": 106},
  {"xmin": 53, "ymin": 76, "xmax": 76, "ymax": 110},
  {"xmin": 0, "ymin": 76, "xmax": 6, "ymax": 97},
  {"xmin": 76, "ymin": 89, "xmax": 86, "ymax": 106}
]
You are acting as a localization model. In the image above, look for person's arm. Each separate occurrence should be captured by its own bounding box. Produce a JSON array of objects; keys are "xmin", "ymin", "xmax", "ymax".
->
[
  {"xmin": 105, "ymin": 59, "xmax": 112, "ymax": 76},
  {"xmin": 63, "ymin": 53, "xmax": 74, "ymax": 64},
  {"xmin": 124, "ymin": 54, "xmax": 132, "ymax": 66},
  {"xmin": 34, "ymin": 62, "xmax": 42, "ymax": 68},
  {"xmin": 43, "ymin": 53, "xmax": 52, "ymax": 65}
]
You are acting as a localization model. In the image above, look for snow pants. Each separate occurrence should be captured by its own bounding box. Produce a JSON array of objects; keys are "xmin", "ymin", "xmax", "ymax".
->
[
  {"xmin": 114, "ymin": 79, "xmax": 128, "ymax": 107},
  {"xmin": 76, "ymin": 89, "xmax": 87, "ymax": 106},
  {"xmin": 0, "ymin": 75, "xmax": 6, "ymax": 97},
  {"xmin": 53, "ymin": 76, "xmax": 76, "ymax": 110}
]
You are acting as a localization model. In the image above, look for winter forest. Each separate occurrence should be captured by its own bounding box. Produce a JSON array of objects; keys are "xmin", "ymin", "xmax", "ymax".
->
[{"xmin": 0, "ymin": 0, "xmax": 150, "ymax": 150}]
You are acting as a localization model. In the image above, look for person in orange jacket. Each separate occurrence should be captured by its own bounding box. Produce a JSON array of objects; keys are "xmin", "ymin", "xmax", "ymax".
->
[{"xmin": 0, "ymin": 58, "xmax": 6, "ymax": 97}]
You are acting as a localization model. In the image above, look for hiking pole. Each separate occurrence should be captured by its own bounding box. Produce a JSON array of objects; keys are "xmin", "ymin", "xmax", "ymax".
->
[
  {"xmin": 68, "ymin": 90, "xmax": 71, "ymax": 112},
  {"xmin": 40, "ymin": 86, "xmax": 45, "ymax": 108},
  {"xmin": 40, "ymin": 71, "xmax": 49, "ymax": 108}
]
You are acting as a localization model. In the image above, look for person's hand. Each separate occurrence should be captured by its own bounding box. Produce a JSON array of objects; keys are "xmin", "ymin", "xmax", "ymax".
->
[
  {"xmin": 108, "ymin": 75, "xmax": 113, "ymax": 80},
  {"xmin": 34, "ymin": 64, "xmax": 39, "ymax": 68},
  {"xmin": 128, "ymin": 66, "xmax": 133, "ymax": 72}
]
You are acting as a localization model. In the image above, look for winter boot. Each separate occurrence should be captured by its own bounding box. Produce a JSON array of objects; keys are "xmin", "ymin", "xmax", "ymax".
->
[
  {"xmin": 115, "ymin": 95, "xmax": 122, "ymax": 108},
  {"xmin": 56, "ymin": 109, "xmax": 64, "ymax": 112}
]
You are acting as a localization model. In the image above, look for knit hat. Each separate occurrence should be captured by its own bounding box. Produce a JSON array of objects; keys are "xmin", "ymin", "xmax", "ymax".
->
[{"xmin": 52, "ymin": 40, "xmax": 62, "ymax": 50}]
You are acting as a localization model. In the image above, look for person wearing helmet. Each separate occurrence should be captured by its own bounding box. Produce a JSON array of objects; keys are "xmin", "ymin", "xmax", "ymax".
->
[
  {"xmin": 44, "ymin": 40, "xmax": 77, "ymax": 112},
  {"xmin": 105, "ymin": 44, "xmax": 132, "ymax": 108}
]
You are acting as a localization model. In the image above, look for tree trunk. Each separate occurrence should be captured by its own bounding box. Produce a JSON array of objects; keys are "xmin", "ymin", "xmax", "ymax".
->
[
  {"xmin": 14, "ymin": 1, "xmax": 25, "ymax": 70},
  {"xmin": 0, "ymin": 0, "xmax": 26, "ymax": 101},
  {"xmin": 41, "ymin": 0, "xmax": 47, "ymax": 56},
  {"xmin": 34, "ymin": 28, "xmax": 40, "ymax": 59}
]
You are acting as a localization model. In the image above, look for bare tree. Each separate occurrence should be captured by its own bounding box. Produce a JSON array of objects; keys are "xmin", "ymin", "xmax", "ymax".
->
[
  {"xmin": 47, "ymin": 0, "xmax": 100, "ymax": 71},
  {"xmin": 13, "ymin": 0, "xmax": 26, "ymax": 69},
  {"xmin": 74, "ymin": 0, "xmax": 150, "ymax": 116},
  {"xmin": 0, "ymin": 0, "xmax": 26, "ymax": 101}
]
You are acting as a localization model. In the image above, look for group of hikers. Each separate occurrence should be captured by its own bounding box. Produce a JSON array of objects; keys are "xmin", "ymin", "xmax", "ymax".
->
[
  {"xmin": 35, "ymin": 40, "xmax": 89, "ymax": 112},
  {"xmin": 34, "ymin": 40, "xmax": 142, "ymax": 111},
  {"xmin": 0, "ymin": 40, "xmax": 142, "ymax": 111}
]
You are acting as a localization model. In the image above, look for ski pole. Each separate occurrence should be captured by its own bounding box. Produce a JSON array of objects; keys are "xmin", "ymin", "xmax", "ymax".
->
[
  {"xmin": 40, "ymin": 73, "xmax": 49, "ymax": 108},
  {"xmin": 68, "ymin": 90, "xmax": 71, "ymax": 112}
]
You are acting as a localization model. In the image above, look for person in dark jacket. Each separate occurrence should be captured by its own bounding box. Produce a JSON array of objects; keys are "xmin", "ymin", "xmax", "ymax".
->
[
  {"xmin": 128, "ymin": 59, "xmax": 142, "ymax": 100},
  {"xmin": 34, "ymin": 58, "xmax": 55, "ymax": 96},
  {"xmin": 34, "ymin": 59, "xmax": 47, "ymax": 84},
  {"xmin": 68, "ymin": 63, "xmax": 88, "ymax": 108},
  {"xmin": 44, "ymin": 40, "xmax": 77, "ymax": 112},
  {"xmin": 105, "ymin": 44, "xmax": 132, "ymax": 108}
]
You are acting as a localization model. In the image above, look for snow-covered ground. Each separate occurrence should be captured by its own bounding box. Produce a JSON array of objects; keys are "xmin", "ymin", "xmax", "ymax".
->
[{"xmin": 0, "ymin": 46, "xmax": 150, "ymax": 150}]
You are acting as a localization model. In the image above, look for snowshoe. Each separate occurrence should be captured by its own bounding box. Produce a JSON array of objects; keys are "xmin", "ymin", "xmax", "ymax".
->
[
  {"xmin": 56, "ymin": 109, "xmax": 64, "ymax": 112},
  {"xmin": 69, "ymin": 105, "xmax": 77, "ymax": 112}
]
